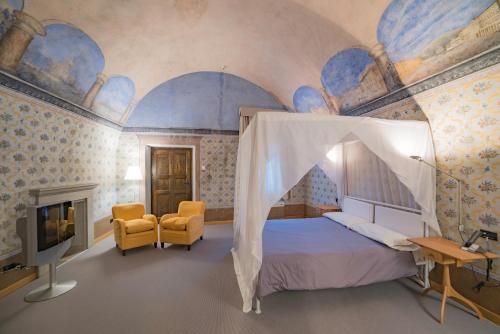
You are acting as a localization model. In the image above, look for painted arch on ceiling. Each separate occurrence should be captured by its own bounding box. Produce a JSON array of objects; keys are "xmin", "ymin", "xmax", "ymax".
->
[
  {"xmin": 377, "ymin": 0, "xmax": 498, "ymax": 85},
  {"xmin": 321, "ymin": 48, "xmax": 387, "ymax": 112},
  {"xmin": 92, "ymin": 75, "xmax": 135, "ymax": 122},
  {"xmin": 126, "ymin": 71, "xmax": 285, "ymax": 131},
  {"xmin": 17, "ymin": 23, "xmax": 105, "ymax": 105},
  {"xmin": 293, "ymin": 86, "xmax": 328, "ymax": 113}
]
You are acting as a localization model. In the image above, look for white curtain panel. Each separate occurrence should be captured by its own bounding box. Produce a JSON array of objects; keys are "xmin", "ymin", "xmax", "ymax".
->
[
  {"xmin": 232, "ymin": 112, "xmax": 438, "ymax": 312},
  {"xmin": 344, "ymin": 140, "xmax": 419, "ymax": 209}
]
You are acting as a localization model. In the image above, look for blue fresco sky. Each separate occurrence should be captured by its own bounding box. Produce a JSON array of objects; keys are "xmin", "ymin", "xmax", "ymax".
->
[
  {"xmin": 126, "ymin": 72, "xmax": 285, "ymax": 130},
  {"xmin": 293, "ymin": 86, "xmax": 326, "ymax": 113},
  {"xmin": 19, "ymin": 24, "xmax": 104, "ymax": 99},
  {"xmin": 321, "ymin": 48, "xmax": 375, "ymax": 97},
  {"xmin": 93, "ymin": 76, "xmax": 135, "ymax": 118},
  {"xmin": 1, "ymin": 0, "xmax": 23, "ymax": 10},
  {"xmin": 378, "ymin": 0, "xmax": 495, "ymax": 62}
]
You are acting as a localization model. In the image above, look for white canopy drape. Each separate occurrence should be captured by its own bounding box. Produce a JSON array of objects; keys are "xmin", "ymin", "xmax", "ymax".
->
[{"xmin": 232, "ymin": 112, "xmax": 439, "ymax": 312}]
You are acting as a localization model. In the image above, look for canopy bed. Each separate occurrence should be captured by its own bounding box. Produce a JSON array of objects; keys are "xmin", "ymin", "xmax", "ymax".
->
[{"xmin": 232, "ymin": 112, "xmax": 439, "ymax": 313}]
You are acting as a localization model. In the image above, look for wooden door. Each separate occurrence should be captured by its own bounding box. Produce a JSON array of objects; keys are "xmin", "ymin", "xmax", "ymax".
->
[{"xmin": 151, "ymin": 147, "xmax": 192, "ymax": 217}]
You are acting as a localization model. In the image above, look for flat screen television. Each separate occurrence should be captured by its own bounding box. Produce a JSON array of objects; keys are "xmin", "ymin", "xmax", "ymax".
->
[
  {"xmin": 36, "ymin": 201, "xmax": 74, "ymax": 252},
  {"xmin": 16, "ymin": 201, "xmax": 78, "ymax": 302},
  {"xmin": 19, "ymin": 201, "xmax": 75, "ymax": 266}
]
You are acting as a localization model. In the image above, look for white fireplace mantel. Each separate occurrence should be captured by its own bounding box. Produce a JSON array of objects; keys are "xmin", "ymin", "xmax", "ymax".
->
[{"xmin": 29, "ymin": 183, "xmax": 99, "ymax": 204}]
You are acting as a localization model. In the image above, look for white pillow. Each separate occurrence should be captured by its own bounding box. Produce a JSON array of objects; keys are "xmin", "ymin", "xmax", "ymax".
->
[
  {"xmin": 351, "ymin": 223, "xmax": 419, "ymax": 251},
  {"xmin": 323, "ymin": 212, "xmax": 371, "ymax": 229}
]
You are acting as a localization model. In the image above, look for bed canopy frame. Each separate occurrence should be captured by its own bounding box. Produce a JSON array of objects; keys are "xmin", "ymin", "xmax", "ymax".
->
[{"xmin": 232, "ymin": 112, "xmax": 439, "ymax": 312}]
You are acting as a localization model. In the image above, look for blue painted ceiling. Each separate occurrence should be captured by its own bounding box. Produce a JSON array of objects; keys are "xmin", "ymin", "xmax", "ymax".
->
[
  {"xmin": 293, "ymin": 86, "xmax": 327, "ymax": 113},
  {"xmin": 126, "ymin": 71, "xmax": 285, "ymax": 130}
]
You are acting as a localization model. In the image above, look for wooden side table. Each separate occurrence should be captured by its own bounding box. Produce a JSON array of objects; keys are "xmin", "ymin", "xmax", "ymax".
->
[{"xmin": 408, "ymin": 237, "xmax": 499, "ymax": 324}]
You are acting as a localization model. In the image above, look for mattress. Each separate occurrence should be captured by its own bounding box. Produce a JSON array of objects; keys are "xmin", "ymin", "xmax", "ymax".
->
[{"xmin": 257, "ymin": 217, "xmax": 417, "ymax": 297}]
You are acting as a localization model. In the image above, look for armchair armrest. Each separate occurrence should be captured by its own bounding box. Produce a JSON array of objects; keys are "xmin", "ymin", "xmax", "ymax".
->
[
  {"xmin": 143, "ymin": 214, "xmax": 158, "ymax": 224},
  {"xmin": 186, "ymin": 215, "xmax": 204, "ymax": 232},
  {"xmin": 113, "ymin": 218, "xmax": 127, "ymax": 243},
  {"xmin": 160, "ymin": 213, "xmax": 179, "ymax": 222}
]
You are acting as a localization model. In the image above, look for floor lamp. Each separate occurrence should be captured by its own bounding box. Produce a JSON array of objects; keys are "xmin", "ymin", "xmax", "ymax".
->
[
  {"xmin": 124, "ymin": 166, "xmax": 143, "ymax": 202},
  {"xmin": 409, "ymin": 156, "xmax": 464, "ymax": 232}
]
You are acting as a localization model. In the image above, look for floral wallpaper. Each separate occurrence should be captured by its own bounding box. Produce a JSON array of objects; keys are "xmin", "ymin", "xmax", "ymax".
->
[
  {"xmin": 286, "ymin": 176, "xmax": 307, "ymax": 205},
  {"xmin": 200, "ymin": 135, "xmax": 238, "ymax": 208},
  {"xmin": 417, "ymin": 66, "xmax": 498, "ymax": 248},
  {"xmin": 370, "ymin": 64, "xmax": 499, "ymax": 276},
  {"xmin": 305, "ymin": 165, "xmax": 338, "ymax": 206},
  {"xmin": 0, "ymin": 87, "xmax": 121, "ymax": 259}
]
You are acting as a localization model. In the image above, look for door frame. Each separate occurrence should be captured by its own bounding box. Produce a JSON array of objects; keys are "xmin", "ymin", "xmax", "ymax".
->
[{"xmin": 145, "ymin": 144, "xmax": 196, "ymax": 214}]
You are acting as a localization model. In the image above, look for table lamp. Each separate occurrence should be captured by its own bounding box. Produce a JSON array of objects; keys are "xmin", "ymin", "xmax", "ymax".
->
[{"xmin": 124, "ymin": 166, "xmax": 142, "ymax": 202}]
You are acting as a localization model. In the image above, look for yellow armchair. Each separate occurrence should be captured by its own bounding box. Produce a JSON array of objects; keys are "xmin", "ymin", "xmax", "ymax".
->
[
  {"xmin": 112, "ymin": 203, "xmax": 158, "ymax": 256},
  {"xmin": 159, "ymin": 201, "xmax": 205, "ymax": 251}
]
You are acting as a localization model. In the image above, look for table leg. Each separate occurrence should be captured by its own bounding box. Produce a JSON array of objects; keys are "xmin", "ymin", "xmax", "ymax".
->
[
  {"xmin": 440, "ymin": 287, "xmax": 448, "ymax": 324},
  {"xmin": 439, "ymin": 264, "xmax": 484, "ymax": 324}
]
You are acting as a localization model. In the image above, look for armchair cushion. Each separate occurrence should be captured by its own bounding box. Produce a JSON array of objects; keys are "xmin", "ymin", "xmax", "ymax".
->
[
  {"xmin": 160, "ymin": 213, "xmax": 179, "ymax": 223},
  {"xmin": 125, "ymin": 219, "xmax": 155, "ymax": 234},
  {"xmin": 160, "ymin": 217, "xmax": 188, "ymax": 231},
  {"xmin": 178, "ymin": 201, "xmax": 205, "ymax": 217},
  {"xmin": 112, "ymin": 203, "xmax": 145, "ymax": 221}
]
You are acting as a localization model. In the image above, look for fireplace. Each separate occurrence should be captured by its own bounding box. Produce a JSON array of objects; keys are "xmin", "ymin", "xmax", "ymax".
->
[{"xmin": 23, "ymin": 183, "xmax": 99, "ymax": 257}]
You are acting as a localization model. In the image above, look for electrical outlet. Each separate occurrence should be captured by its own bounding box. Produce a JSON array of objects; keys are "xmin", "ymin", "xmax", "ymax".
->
[
  {"xmin": 480, "ymin": 229, "xmax": 498, "ymax": 241},
  {"xmin": 458, "ymin": 224, "xmax": 464, "ymax": 232}
]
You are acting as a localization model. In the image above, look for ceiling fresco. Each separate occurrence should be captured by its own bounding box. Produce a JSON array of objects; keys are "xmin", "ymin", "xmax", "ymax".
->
[
  {"xmin": 292, "ymin": 86, "xmax": 328, "ymax": 113},
  {"xmin": 18, "ymin": 23, "xmax": 104, "ymax": 105},
  {"xmin": 377, "ymin": 0, "xmax": 498, "ymax": 85},
  {"xmin": 0, "ymin": 0, "xmax": 497, "ymax": 124},
  {"xmin": 92, "ymin": 75, "xmax": 135, "ymax": 123},
  {"xmin": 317, "ymin": 0, "xmax": 500, "ymax": 113},
  {"xmin": 321, "ymin": 48, "xmax": 387, "ymax": 112}
]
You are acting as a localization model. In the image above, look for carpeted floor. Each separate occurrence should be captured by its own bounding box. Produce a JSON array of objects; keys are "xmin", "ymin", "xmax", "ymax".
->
[{"xmin": 0, "ymin": 224, "xmax": 497, "ymax": 334}]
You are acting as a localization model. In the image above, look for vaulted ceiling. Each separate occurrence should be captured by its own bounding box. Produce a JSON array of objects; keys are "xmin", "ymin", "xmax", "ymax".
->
[{"xmin": 24, "ymin": 0, "xmax": 391, "ymax": 107}]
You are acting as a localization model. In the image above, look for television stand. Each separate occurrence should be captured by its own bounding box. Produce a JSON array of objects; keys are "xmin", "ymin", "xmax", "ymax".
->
[{"xmin": 24, "ymin": 262, "xmax": 77, "ymax": 302}]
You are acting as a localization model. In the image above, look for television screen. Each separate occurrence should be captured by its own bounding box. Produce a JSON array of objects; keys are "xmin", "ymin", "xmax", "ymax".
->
[{"xmin": 36, "ymin": 201, "xmax": 74, "ymax": 252}]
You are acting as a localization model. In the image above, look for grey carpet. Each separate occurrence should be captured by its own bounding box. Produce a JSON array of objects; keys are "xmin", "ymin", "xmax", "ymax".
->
[{"xmin": 0, "ymin": 224, "xmax": 497, "ymax": 334}]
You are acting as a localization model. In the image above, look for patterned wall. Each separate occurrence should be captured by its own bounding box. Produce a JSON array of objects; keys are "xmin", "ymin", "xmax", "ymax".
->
[
  {"xmin": 415, "ymin": 66, "xmax": 498, "ymax": 245},
  {"xmin": 200, "ymin": 135, "xmax": 238, "ymax": 208},
  {"xmin": 305, "ymin": 165, "xmax": 338, "ymax": 206},
  {"xmin": 287, "ymin": 176, "xmax": 307, "ymax": 205},
  {"xmin": 0, "ymin": 87, "xmax": 121, "ymax": 259},
  {"xmin": 369, "ymin": 65, "xmax": 499, "ymax": 275}
]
